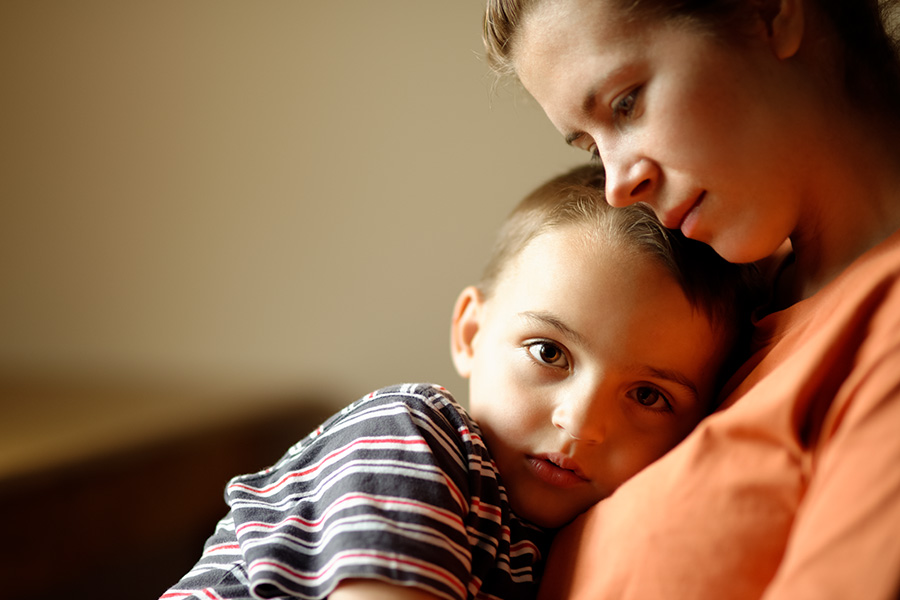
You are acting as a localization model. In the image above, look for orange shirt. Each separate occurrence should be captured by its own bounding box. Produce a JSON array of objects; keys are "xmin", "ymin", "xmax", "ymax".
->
[{"xmin": 538, "ymin": 230, "xmax": 900, "ymax": 600}]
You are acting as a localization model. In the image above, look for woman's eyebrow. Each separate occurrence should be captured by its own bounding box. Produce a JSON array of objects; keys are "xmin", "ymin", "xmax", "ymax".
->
[
  {"xmin": 566, "ymin": 63, "xmax": 637, "ymax": 143},
  {"xmin": 580, "ymin": 86, "xmax": 599, "ymax": 116},
  {"xmin": 519, "ymin": 311, "xmax": 588, "ymax": 347},
  {"xmin": 564, "ymin": 89, "xmax": 600, "ymax": 146}
]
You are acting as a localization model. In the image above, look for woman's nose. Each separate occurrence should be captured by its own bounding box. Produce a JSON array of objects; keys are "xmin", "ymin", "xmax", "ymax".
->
[
  {"xmin": 602, "ymin": 150, "xmax": 659, "ymax": 209},
  {"xmin": 551, "ymin": 392, "xmax": 607, "ymax": 444}
]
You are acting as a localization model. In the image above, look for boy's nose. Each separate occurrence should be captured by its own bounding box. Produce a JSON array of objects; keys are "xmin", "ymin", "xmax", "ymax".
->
[{"xmin": 551, "ymin": 391, "xmax": 607, "ymax": 444}]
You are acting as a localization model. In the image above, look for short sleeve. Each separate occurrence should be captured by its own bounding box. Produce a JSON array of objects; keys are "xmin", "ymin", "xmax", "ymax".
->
[{"xmin": 227, "ymin": 386, "xmax": 482, "ymax": 600}]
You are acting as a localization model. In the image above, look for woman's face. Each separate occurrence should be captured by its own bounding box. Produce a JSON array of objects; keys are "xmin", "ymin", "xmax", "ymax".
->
[{"xmin": 514, "ymin": 0, "xmax": 810, "ymax": 264}]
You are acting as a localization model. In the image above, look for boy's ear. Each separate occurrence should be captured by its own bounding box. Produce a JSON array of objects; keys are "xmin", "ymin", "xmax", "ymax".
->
[
  {"xmin": 758, "ymin": 0, "xmax": 804, "ymax": 59},
  {"xmin": 450, "ymin": 286, "xmax": 484, "ymax": 379}
]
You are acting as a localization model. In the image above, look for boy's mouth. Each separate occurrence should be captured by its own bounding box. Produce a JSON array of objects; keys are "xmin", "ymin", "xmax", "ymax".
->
[{"xmin": 526, "ymin": 454, "xmax": 590, "ymax": 488}]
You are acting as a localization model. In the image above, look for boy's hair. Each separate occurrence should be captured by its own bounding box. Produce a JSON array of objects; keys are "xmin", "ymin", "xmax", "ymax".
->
[{"xmin": 479, "ymin": 164, "xmax": 763, "ymax": 383}]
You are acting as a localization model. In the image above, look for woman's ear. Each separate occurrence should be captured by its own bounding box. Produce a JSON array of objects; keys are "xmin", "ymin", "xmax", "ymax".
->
[
  {"xmin": 760, "ymin": 0, "xmax": 804, "ymax": 59},
  {"xmin": 450, "ymin": 286, "xmax": 484, "ymax": 379}
]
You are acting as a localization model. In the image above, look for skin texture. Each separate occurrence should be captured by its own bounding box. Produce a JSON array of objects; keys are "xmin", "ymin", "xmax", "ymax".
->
[
  {"xmin": 513, "ymin": 0, "xmax": 900, "ymax": 299},
  {"xmin": 451, "ymin": 224, "xmax": 724, "ymax": 529}
]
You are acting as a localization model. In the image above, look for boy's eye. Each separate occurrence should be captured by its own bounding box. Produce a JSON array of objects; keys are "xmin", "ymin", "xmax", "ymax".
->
[
  {"xmin": 526, "ymin": 341, "xmax": 569, "ymax": 369},
  {"xmin": 629, "ymin": 386, "xmax": 672, "ymax": 412}
]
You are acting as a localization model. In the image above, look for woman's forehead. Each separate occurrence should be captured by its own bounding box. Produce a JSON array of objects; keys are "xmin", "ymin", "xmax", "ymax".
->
[{"xmin": 513, "ymin": 0, "xmax": 653, "ymax": 111}]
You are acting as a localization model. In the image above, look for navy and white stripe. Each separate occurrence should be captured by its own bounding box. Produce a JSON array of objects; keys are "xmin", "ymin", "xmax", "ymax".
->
[{"xmin": 161, "ymin": 383, "xmax": 550, "ymax": 600}]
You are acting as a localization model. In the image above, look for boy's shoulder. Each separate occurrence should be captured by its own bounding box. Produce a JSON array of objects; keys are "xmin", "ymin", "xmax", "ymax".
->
[
  {"xmin": 347, "ymin": 383, "xmax": 466, "ymax": 418},
  {"xmin": 232, "ymin": 383, "xmax": 488, "ymax": 498},
  {"xmin": 286, "ymin": 383, "xmax": 478, "ymax": 458}
]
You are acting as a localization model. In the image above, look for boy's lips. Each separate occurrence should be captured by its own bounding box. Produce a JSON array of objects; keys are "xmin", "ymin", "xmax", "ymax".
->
[{"xmin": 526, "ymin": 454, "xmax": 590, "ymax": 489}]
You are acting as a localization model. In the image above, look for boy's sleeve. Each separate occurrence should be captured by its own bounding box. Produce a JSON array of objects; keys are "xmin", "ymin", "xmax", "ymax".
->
[{"xmin": 227, "ymin": 387, "xmax": 481, "ymax": 600}]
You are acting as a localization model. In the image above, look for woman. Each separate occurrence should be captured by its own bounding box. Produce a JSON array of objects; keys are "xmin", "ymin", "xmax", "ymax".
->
[{"xmin": 483, "ymin": 0, "xmax": 900, "ymax": 598}]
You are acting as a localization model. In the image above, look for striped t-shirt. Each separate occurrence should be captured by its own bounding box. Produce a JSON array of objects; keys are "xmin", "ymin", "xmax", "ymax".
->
[{"xmin": 161, "ymin": 383, "xmax": 551, "ymax": 600}]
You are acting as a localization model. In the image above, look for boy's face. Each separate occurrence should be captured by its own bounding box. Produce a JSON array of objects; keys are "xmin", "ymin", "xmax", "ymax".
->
[{"xmin": 451, "ymin": 225, "xmax": 726, "ymax": 528}]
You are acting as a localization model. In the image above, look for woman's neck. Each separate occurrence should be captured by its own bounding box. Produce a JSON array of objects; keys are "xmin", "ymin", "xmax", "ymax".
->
[{"xmin": 787, "ymin": 118, "xmax": 900, "ymax": 302}]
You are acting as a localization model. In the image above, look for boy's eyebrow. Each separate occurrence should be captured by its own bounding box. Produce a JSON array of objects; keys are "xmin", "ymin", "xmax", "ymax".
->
[
  {"xmin": 520, "ymin": 311, "xmax": 701, "ymax": 402},
  {"xmin": 520, "ymin": 311, "xmax": 589, "ymax": 347},
  {"xmin": 639, "ymin": 366, "xmax": 700, "ymax": 403}
]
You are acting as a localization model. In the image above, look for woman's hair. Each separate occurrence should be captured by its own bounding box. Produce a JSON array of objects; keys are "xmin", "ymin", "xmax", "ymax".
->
[
  {"xmin": 483, "ymin": 0, "xmax": 539, "ymax": 76},
  {"xmin": 484, "ymin": 0, "xmax": 900, "ymax": 112},
  {"xmin": 478, "ymin": 164, "xmax": 763, "ymax": 348}
]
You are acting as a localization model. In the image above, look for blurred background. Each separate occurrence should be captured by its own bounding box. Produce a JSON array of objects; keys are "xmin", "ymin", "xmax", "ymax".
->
[{"xmin": 0, "ymin": 1, "xmax": 580, "ymax": 597}]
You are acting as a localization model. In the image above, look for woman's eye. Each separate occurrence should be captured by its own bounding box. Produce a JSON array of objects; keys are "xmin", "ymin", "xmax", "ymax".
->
[
  {"xmin": 526, "ymin": 341, "xmax": 569, "ymax": 369},
  {"xmin": 572, "ymin": 134, "xmax": 599, "ymax": 161},
  {"xmin": 629, "ymin": 386, "xmax": 672, "ymax": 411},
  {"xmin": 613, "ymin": 88, "xmax": 640, "ymax": 119}
]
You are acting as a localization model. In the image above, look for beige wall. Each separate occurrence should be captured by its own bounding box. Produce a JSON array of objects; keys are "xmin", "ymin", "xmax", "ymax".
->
[{"xmin": 0, "ymin": 1, "xmax": 581, "ymax": 405}]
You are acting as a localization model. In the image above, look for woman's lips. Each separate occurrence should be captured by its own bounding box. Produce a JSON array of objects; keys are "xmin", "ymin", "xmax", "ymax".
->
[
  {"xmin": 526, "ymin": 455, "xmax": 590, "ymax": 489},
  {"xmin": 679, "ymin": 191, "xmax": 705, "ymax": 238},
  {"xmin": 662, "ymin": 191, "xmax": 705, "ymax": 234}
]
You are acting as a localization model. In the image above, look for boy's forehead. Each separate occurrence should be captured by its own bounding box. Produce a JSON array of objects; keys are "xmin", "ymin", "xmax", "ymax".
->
[
  {"xmin": 491, "ymin": 226, "xmax": 619, "ymax": 304},
  {"xmin": 496, "ymin": 226, "xmax": 600, "ymax": 285},
  {"xmin": 486, "ymin": 226, "xmax": 726, "ymax": 395},
  {"xmin": 491, "ymin": 225, "xmax": 722, "ymax": 336}
]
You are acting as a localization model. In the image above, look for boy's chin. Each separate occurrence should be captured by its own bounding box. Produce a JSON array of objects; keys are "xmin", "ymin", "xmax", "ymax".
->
[{"xmin": 510, "ymin": 497, "xmax": 579, "ymax": 530}]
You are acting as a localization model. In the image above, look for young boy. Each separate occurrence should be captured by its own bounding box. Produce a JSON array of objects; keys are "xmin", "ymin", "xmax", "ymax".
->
[{"xmin": 161, "ymin": 165, "xmax": 760, "ymax": 600}]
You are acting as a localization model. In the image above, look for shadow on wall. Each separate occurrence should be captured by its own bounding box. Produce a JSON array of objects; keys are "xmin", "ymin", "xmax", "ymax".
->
[{"xmin": 0, "ymin": 382, "xmax": 337, "ymax": 600}]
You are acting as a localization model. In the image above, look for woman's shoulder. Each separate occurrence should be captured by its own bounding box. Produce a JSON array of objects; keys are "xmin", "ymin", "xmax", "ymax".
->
[
  {"xmin": 849, "ymin": 227, "xmax": 900, "ymax": 281},
  {"xmin": 827, "ymin": 227, "xmax": 900, "ymax": 324},
  {"xmin": 725, "ymin": 229, "xmax": 900, "ymax": 406}
]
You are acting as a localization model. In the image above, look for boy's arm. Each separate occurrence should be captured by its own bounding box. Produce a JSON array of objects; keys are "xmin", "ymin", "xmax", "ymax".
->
[
  {"xmin": 227, "ymin": 385, "xmax": 488, "ymax": 600},
  {"xmin": 331, "ymin": 579, "xmax": 443, "ymax": 600}
]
